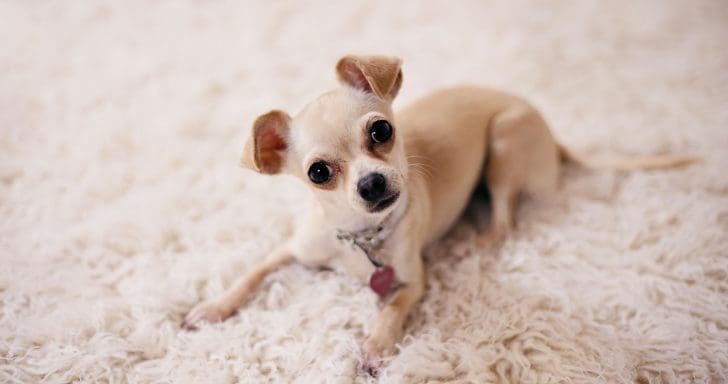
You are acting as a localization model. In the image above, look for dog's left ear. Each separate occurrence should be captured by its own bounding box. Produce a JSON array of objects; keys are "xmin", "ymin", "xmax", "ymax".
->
[
  {"xmin": 336, "ymin": 55, "xmax": 403, "ymax": 101},
  {"xmin": 240, "ymin": 110, "xmax": 291, "ymax": 174}
]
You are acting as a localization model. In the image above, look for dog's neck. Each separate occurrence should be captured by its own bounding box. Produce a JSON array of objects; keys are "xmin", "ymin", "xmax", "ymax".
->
[{"xmin": 335, "ymin": 196, "xmax": 408, "ymax": 267}]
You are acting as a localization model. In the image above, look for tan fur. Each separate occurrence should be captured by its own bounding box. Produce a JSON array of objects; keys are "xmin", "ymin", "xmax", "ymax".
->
[
  {"xmin": 558, "ymin": 144, "xmax": 699, "ymax": 171},
  {"xmin": 183, "ymin": 55, "xmax": 697, "ymax": 370}
]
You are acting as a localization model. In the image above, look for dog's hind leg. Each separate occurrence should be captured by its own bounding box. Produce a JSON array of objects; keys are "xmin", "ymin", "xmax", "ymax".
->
[{"xmin": 475, "ymin": 106, "xmax": 560, "ymax": 248}]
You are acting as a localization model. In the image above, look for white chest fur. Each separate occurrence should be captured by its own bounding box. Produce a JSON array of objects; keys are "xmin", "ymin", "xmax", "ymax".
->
[{"xmin": 289, "ymin": 216, "xmax": 376, "ymax": 284}]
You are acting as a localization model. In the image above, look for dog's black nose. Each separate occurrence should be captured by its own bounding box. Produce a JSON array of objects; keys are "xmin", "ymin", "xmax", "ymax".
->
[{"xmin": 357, "ymin": 173, "xmax": 387, "ymax": 202}]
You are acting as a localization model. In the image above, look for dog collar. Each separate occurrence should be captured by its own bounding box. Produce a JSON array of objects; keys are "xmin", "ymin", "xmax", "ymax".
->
[
  {"xmin": 336, "ymin": 199, "xmax": 407, "ymax": 297},
  {"xmin": 335, "ymin": 198, "xmax": 407, "ymax": 267}
]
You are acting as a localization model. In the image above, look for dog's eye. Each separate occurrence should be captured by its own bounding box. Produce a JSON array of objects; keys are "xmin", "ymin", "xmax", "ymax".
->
[
  {"xmin": 369, "ymin": 120, "xmax": 392, "ymax": 144},
  {"xmin": 308, "ymin": 161, "xmax": 332, "ymax": 184}
]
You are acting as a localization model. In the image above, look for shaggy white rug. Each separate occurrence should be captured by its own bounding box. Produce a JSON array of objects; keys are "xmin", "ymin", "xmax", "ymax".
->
[{"xmin": 1, "ymin": 1, "xmax": 727, "ymax": 383}]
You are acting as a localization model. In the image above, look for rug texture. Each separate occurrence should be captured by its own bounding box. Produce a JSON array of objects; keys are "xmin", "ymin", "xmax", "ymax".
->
[{"xmin": 1, "ymin": 1, "xmax": 727, "ymax": 383}]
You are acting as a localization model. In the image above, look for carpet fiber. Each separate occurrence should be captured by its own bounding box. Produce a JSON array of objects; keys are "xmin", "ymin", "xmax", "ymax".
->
[{"xmin": 1, "ymin": 1, "xmax": 727, "ymax": 383}]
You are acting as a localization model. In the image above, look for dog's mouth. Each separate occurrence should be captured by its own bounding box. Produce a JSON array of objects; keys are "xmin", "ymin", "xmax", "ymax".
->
[{"xmin": 369, "ymin": 192, "xmax": 400, "ymax": 213}]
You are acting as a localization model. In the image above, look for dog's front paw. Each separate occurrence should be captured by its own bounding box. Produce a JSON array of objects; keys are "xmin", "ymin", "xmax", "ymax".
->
[
  {"xmin": 361, "ymin": 332, "xmax": 394, "ymax": 374},
  {"xmin": 182, "ymin": 300, "xmax": 230, "ymax": 330}
]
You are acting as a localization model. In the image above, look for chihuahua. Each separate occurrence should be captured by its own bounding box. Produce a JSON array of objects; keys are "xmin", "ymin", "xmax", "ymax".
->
[{"xmin": 183, "ymin": 55, "xmax": 696, "ymax": 367}]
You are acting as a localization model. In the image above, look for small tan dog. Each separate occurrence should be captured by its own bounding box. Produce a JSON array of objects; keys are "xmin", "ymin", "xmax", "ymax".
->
[{"xmin": 183, "ymin": 55, "xmax": 695, "ymax": 368}]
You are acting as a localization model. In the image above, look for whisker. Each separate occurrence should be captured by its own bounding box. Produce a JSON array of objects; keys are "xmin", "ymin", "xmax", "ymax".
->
[
  {"xmin": 407, "ymin": 162, "xmax": 434, "ymax": 181},
  {"xmin": 406, "ymin": 158, "xmax": 436, "ymax": 173}
]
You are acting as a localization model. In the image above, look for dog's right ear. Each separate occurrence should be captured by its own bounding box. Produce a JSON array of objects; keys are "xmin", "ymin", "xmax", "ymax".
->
[
  {"xmin": 240, "ymin": 110, "xmax": 291, "ymax": 174},
  {"xmin": 336, "ymin": 55, "xmax": 403, "ymax": 101}
]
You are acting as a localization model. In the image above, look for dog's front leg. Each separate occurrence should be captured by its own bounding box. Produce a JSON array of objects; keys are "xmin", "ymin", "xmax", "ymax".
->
[
  {"xmin": 362, "ymin": 252, "xmax": 424, "ymax": 366},
  {"xmin": 182, "ymin": 247, "xmax": 294, "ymax": 330}
]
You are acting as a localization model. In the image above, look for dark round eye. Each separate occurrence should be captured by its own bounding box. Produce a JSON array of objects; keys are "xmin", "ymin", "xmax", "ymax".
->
[
  {"xmin": 369, "ymin": 120, "xmax": 392, "ymax": 144},
  {"xmin": 308, "ymin": 161, "xmax": 332, "ymax": 184}
]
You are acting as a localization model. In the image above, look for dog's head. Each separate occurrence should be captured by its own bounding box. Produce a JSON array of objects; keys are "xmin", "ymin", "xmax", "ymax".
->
[{"xmin": 241, "ymin": 55, "xmax": 407, "ymax": 227}]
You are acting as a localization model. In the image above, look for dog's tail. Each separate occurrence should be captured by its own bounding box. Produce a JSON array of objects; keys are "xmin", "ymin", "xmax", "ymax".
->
[{"xmin": 557, "ymin": 143, "xmax": 700, "ymax": 171}]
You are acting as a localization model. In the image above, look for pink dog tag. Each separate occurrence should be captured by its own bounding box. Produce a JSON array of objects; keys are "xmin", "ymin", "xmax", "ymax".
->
[{"xmin": 369, "ymin": 266, "xmax": 394, "ymax": 297}]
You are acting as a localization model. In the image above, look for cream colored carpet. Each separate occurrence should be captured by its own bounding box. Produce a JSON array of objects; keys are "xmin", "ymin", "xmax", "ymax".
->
[{"xmin": 1, "ymin": 1, "xmax": 727, "ymax": 383}]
